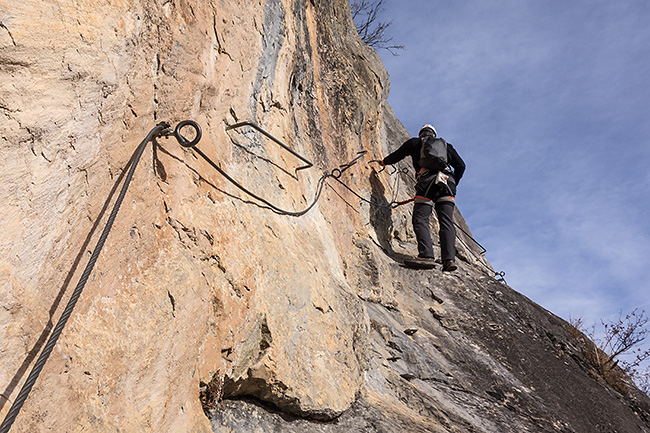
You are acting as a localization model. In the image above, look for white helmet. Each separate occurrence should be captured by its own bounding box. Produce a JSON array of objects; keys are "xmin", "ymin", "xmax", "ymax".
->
[{"xmin": 418, "ymin": 124, "xmax": 437, "ymax": 137}]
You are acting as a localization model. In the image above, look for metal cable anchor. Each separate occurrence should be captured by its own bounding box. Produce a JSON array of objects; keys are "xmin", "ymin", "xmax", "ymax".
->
[
  {"xmin": 331, "ymin": 150, "xmax": 368, "ymax": 179},
  {"xmin": 161, "ymin": 120, "xmax": 203, "ymax": 147}
]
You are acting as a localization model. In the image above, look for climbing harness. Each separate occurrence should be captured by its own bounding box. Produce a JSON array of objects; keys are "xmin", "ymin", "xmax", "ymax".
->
[
  {"xmin": 366, "ymin": 161, "xmax": 488, "ymax": 256},
  {"xmin": 339, "ymin": 159, "xmax": 497, "ymax": 279},
  {"xmin": 365, "ymin": 160, "xmax": 507, "ymax": 280}
]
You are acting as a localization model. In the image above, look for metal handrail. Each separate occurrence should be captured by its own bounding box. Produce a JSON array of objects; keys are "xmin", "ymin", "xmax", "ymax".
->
[{"xmin": 225, "ymin": 121, "xmax": 313, "ymax": 173}]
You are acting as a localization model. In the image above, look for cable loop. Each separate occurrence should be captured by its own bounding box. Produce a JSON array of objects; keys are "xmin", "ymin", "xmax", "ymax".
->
[
  {"xmin": 0, "ymin": 120, "xmax": 190, "ymax": 433},
  {"xmin": 173, "ymin": 120, "xmax": 202, "ymax": 147}
]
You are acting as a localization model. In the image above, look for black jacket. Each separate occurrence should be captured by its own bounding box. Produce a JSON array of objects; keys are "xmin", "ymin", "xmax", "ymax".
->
[{"xmin": 382, "ymin": 137, "xmax": 466, "ymax": 184}]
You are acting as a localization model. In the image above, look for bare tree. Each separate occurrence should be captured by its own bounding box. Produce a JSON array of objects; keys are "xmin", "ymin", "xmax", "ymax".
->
[
  {"xmin": 601, "ymin": 310, "xmax": 650, "ymax": 368},
  {"xmin": 571, "ymin": 309, "xmax": 650, "ymax": 396},
  {"xmin": 351, "ymin": 0, "xmax": 404, "ymax": 55}
]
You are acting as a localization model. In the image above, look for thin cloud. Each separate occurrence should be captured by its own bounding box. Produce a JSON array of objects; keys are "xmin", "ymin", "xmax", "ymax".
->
[{"xmin": 378, "ymin": 0, "xmax": 650, "ymax": 335}]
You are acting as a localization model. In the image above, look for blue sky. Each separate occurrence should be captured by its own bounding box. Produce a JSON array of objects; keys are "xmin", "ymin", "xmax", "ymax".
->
[{"xmin": 371, "ymin": 1, "xmax": 650, "ymax": 349}]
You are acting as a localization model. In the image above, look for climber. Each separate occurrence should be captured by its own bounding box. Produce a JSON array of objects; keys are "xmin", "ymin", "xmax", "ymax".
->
[{"xmin": 379, "ymin": 124, "xmax": 466, "ymax": 271}]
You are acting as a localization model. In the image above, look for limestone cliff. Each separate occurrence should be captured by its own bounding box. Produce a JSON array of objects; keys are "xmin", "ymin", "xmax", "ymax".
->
[{"xmin": 1, "ymin": 0, "xmax": 649, "ymax": 432}]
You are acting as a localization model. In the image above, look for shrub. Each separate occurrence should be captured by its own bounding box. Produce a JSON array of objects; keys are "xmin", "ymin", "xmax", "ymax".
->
[{"xmin": 569, "ymin": 310, "xmax": 650, "ymax": 396}]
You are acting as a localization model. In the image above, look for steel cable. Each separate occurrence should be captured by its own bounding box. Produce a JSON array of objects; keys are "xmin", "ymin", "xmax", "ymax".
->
[
  {"xmin": 1, "ymin": 120, "xmax": 502, "ymax": 431},
  {"xmin": 190, "ymin": 146, "xmax": 331, "ymax": 217},
  {"xmin": 0, "ymin": 122, "xmax": 171, "ymax": 433}
]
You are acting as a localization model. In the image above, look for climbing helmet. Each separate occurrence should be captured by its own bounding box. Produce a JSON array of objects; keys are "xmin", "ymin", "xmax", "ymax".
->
[{"xmin": 418, "ymin": 124, "xmax": 437, "ymax": 137}]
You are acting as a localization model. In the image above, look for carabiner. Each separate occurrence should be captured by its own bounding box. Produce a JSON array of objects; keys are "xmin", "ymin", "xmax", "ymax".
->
[{"xmin": 368, "ymin": 159, "xmax": 386, "ymax": 173}]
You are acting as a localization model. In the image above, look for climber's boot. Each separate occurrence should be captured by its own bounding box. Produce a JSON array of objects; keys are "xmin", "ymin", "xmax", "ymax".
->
[
  {"xmin": 403, "ymin": 256, "xmax": 436, "ymax": 269},
  {"xmin": 442, "ymin": 259, "xmax": 457, "ymax": 272}
]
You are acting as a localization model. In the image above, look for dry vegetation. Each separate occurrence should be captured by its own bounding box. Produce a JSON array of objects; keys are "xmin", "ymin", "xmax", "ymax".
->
[
  {"xmin": 350, "ymin": 0, "xmax": 404, "ymax": 54},
  {"xmin": 569, "ymin": 310, "xmax": 650, "ymax": 396}
]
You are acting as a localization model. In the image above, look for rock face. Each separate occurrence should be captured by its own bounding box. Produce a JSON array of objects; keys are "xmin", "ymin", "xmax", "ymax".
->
[{"xmin": 1, "ymin": 0, "xmax": 649, "ymax": 432}]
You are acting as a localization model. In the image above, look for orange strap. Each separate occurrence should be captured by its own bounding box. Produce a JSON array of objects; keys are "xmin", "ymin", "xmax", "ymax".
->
[{"xmin": 392, "ymin": 195, "xmax": 454, "ymax": 208}]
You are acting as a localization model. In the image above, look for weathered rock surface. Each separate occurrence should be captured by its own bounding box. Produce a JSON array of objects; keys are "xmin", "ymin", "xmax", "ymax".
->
[
  {"xmin": 212, "ymin": 247, "xmax": 650, "ymax": 432},
  {"xmin": 1, "ymin": 0, "xmax": 649, "ymax": 432}
]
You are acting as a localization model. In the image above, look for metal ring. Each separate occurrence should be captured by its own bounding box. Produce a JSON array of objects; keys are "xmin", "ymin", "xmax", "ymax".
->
[
  {"xmin": 174, "ymin": 120, "xmax": 202, "ymax": 147},
  {"xmin": 330, "ymin": 168, "xmax": 342, "ymax": 179}
]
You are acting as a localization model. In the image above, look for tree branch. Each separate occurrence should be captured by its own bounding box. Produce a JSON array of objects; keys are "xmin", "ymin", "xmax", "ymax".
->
[{"xmin": 350, "ymin": 0, "xmax": 404, "ymax": 55}]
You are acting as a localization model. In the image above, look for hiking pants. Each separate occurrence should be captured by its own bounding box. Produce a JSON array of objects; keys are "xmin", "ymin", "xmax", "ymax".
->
[{"xmin": 412, "ymin": 200, "xmax": 456, "ymax": 261}]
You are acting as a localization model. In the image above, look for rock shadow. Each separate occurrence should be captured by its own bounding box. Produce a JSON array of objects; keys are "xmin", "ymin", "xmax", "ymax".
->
[
  {"xmin": 228, "ymin": 135, "xmax": 299, "ymax": 181},
  {"xmin": 0, "ymin": 144, "xmax": 144, "ymax": 413},
  {"xmin": 368, "ymin": 171, "xmax": 409, "ymax": 263},
  {"xmin": 154, "ymin": 143, "xmax": 287, "ymax": 214}
]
